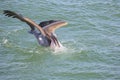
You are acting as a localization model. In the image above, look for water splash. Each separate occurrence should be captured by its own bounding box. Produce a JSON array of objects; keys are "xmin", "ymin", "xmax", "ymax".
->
[
  {"xmin": 53, "ymin": 46, "xmax": 67, "ymax": 54},
  {"xmin": 2, "ymin": 38, "xmax": 8, "ymax": 44}
]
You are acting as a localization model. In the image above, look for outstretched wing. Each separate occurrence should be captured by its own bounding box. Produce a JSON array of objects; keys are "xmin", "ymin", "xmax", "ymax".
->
[
  {"xmin": 3, "ymin": 10, "xmax": 46, "ymax": 36},
  {"xmin": 44, "ymin": 20, "xmax": 68, "ymax": 35}
]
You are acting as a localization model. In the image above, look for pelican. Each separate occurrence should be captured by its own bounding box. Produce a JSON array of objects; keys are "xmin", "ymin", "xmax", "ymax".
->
[{"xmin": 3, "ymin": 10, "xmax": 68, "ymax": 50}]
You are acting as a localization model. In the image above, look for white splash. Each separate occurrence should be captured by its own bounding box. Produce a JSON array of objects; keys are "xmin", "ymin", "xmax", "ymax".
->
[
  {"xmin": 50, "ymin": 41, "xmax": 67, "ymax": 54},
  {"xmin": 3, "ymin": 39, "xmax": 8, "ymax": 44},
  {"xmin": 54, "ymin": 46, "xmax": 67, "ymax": 53}
]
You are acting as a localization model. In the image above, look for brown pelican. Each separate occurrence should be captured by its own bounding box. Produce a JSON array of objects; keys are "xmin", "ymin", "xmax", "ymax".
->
[{"xmin": 3, "ymin": 10, "xmax": 68, "ymax": 50}]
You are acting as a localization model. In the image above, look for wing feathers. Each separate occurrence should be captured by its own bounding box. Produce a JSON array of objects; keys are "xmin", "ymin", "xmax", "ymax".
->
[
  {"xmin": 3, "ymin": 10, "xmax": 46, "ymax": 36},
  {"xmin": 3, "ymin": 10, "xmax": 68, "ymax": 37},
  {"xmin": 44, "ymin": 21, "xmax": 68, "ymax": 35},
  {"xmin": 4, "ymin": 10, "xmax": 24, "ymax": 21}
]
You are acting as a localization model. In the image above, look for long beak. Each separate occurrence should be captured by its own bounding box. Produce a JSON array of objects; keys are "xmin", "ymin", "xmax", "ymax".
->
[{"xmin": 50, "ymin": 33, "xmax": 60, "ymax": 47}]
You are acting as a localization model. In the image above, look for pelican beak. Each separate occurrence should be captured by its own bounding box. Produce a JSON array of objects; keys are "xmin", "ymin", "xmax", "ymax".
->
[{"xmin": 49, "ymin": 33, "xmax": 60, "ymax": 49}]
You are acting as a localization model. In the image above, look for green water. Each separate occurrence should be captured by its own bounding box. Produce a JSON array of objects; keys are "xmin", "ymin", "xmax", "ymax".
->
[{"xmin": 0, "ymin": 0, "xmax": 120, "ymax": 80}]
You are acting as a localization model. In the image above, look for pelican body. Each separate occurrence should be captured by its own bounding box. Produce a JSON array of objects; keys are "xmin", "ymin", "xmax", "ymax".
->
[
  {"xmin": 29, "ymin": 20, "xmax": 57, "ymax": 47},
  {"xmin": 3, "ymin": 10, "xmax": 67, "ymax": 50}
]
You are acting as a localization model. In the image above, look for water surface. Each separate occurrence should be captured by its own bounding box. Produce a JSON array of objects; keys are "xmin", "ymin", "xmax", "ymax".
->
[{"xmin": 0, "ymin": 0, "xmax": 120, "ymax": 80}]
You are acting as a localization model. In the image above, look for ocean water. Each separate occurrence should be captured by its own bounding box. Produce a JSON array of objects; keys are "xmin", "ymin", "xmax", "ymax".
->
[{"xmin": 0, "ymin": 0, "xmax": 120, "ymax": 80}]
